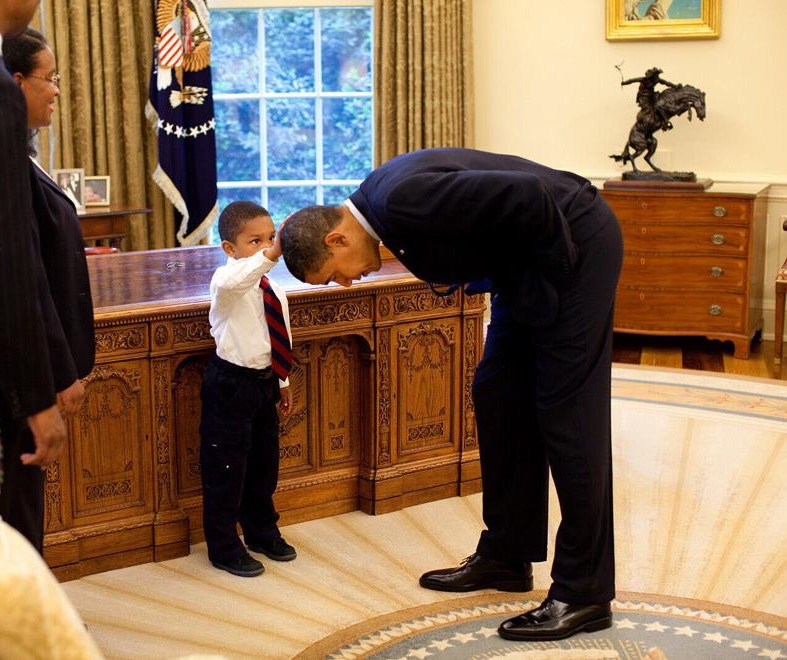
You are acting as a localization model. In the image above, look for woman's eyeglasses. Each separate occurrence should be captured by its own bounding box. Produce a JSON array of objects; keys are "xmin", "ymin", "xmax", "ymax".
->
[{"xmin": 26, "ymin": 72, "xmax": 61, "ymax": 88}]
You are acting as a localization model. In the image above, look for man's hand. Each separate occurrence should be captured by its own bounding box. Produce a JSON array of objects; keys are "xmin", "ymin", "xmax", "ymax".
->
[
  {"xmin": 58, "ymin": 379, "xmax": 85, "ymax": 416},
  {"xmin": 22, "ymin": 405, "xmax": 67, "ymax": 469},
  {"xmin": 278, "ymin": 385, "xmax": 293, "ymax": 417}
]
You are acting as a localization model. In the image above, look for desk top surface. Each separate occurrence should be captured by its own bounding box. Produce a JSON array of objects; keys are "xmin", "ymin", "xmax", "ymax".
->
[
  {"xmin": 88, "ymin": 245, "xmax": 417, "ymax": 318},
  {"xmin": 78, "ymin": 205, "xmax": 152, "ymax": 218}
]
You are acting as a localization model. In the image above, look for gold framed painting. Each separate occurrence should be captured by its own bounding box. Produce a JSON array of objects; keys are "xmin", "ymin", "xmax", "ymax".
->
[{"xmin": 606, "ymin": 0, "xmax": 721, "ymax": 41}]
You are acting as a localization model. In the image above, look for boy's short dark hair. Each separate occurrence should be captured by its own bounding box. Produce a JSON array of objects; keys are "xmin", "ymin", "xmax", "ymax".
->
[{"xmin": 218, "ymin": 201, "xmax": 271, "ymax": 243}]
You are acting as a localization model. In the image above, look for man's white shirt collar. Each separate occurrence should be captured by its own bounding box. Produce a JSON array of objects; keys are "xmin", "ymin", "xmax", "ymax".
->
[{"xmin": 344, "ymin": 199, "xmax": 380, "ymax": 242}]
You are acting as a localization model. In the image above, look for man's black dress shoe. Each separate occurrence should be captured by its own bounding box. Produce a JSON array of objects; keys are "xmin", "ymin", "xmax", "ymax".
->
[
  {"xmin": 419, "ymin": 553, "xmax": 533, "ymax": 593},
  {"xmin": 498, "ymin": 598, "xmax": 612, "ymax": 641}
]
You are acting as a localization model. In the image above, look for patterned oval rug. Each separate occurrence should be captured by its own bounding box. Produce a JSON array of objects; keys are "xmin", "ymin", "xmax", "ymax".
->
[{"xmin": 297, "ymin": 591, "xmax": 787, "ymax": 659}]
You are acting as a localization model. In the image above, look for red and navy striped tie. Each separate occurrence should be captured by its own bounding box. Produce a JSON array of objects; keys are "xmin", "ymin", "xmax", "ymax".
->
[{"xmin": 260, "ymin": 275, "xmax": 292, "ymax": 380}]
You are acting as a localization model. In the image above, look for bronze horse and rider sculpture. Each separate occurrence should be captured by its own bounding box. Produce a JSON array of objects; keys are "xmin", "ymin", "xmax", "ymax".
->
[{"xmin": 610, "ymin": 67, "xmax": 706, "ymax": 179}]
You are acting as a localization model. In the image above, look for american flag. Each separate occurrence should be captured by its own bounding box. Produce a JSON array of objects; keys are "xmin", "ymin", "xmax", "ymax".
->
[{"xmin": 147, "ymin": 0, "xmax": 217, "ymax": 245}]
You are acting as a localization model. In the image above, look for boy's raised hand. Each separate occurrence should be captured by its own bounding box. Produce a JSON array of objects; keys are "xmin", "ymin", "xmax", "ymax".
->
[
  {"xmin": 266, "ymin": 222, "xmax": 285, "ymax": 261},
  {"xmin": 267, "ymin": 214, "xmax": 291, "ymax": 262}
]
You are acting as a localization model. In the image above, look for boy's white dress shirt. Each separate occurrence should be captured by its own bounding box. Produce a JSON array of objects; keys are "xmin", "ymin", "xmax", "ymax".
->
[{"xmin": 209, "ymin": 249, "xmax": 292, "ymax": 387}]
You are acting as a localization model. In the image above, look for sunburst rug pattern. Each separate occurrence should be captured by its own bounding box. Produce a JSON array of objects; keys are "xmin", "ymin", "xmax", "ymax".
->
[{"xmin": 60, "ymin": 365, "xmax": 787, "ymax": 658}]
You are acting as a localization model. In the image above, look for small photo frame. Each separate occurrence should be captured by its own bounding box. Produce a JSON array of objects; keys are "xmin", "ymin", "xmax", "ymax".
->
[
  {"xmin": 83, "ymin": 175, "xmax": 111, "ymax": 207},
  {"xmin": 52, "ymin": 168, "xmax": 85, "ymax": 210}
]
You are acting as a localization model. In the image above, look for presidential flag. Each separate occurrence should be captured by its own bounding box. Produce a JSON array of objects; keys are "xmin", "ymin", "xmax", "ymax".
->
[{"xmin": 147, "ymin": 0, "xmax": 218, "ymax": 245}]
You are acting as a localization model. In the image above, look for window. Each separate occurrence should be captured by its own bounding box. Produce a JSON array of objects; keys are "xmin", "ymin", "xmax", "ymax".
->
[{"xmin": 210, "ymin": 3, "xmax": 373, "ymax": 235}]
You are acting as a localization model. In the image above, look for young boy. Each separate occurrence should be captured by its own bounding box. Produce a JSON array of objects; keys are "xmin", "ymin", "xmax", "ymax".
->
[{"xmin": 200, "ymin": 201, "xmax": 295, "ymax": 577}]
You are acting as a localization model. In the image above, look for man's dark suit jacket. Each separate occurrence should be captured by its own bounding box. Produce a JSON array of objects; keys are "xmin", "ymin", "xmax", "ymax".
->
[
  {"xmin": 30, "ymin": 163, "xmax": 95, "ymax": 387},
  {"xmin": 348, "ymin": 148, "xmax": 615, "ymax": 326},
  {"xmin": 0, "ymin": 62, "xmax": 55, "ymax": 421}
]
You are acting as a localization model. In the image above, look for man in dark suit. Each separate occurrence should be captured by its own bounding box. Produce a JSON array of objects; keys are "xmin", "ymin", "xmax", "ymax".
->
[
  {"xmin": 0, "ymin": 1, "xmax": 66, "ymax": 513},
  {"xmin": 278, "ymin": 148, "xmax": 623, "ymax": 641},
  {"xmin": 1, "ymin": 23, "xmax": 93, "ymax": 552}
]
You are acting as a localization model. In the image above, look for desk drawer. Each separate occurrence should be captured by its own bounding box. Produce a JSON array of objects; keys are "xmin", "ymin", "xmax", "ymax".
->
[
  {"xmin": 619, "ymin": 254, "xmax": 745, "ymax": 290},
  {"xmin": 620, "ymin": 223, "xmax": 748, "ymax": 255},
  {"xmin": 606, "ymin": 195, "xmax": 751, "ymax": 225},
  {"xmin": 614, "ymin": 288, "xmax": 745, "ymax": 332}
]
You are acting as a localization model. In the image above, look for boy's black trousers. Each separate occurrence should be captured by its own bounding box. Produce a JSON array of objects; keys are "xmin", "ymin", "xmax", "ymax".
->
[{"xmin": 199, "ymin": 354, "xmax": 282, "ymax": 563}]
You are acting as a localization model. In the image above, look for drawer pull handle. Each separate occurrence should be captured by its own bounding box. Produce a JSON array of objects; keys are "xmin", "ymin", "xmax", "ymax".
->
[
  {"xmin": 711, "ymin": 233, "xmax": 726, "ymax": 245},
  {"xmin": 713, "ymin": 206, "xmax": 728, "ymax": 217},
  {"xmin": 710, "ymin": 266, "xmax": 724, "ymax": 277},
  {"xmin": 709, "ymin": 304, "xmax": 723, "ymax": 316}
]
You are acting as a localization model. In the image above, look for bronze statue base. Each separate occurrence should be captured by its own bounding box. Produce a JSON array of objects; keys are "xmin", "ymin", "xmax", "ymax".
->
[
  {"xmin": 621, "ymin": 170, "xmax": 696, "ymax": 181},
  {"xmin": 604, "ymin": 176, "xmax": 713, "ymax": 191}
]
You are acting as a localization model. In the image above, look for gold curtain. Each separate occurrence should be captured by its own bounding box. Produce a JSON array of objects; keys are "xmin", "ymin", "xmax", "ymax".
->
[
  {"xmin": 374, "ymin": 0, "xmax": 474, "ymax": 165},
  {"xmin": 38, "ymin": 0, "xmax": 174, "ymax": 250}
]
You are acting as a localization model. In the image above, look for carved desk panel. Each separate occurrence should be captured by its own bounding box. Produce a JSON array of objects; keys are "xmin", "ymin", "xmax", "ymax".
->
[{"xmin": 44, "ymin": 246, "xmax": 485, "ymax": 579}]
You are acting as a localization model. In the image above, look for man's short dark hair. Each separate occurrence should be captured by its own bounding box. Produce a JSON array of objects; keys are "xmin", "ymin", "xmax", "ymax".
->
[
  {"xmin": 281, "ymin": 205, "xmax": 343, "ymax": 282},
  {"xmin": 219, "ymin": 201, "xmax": 270, "ymax": 243}
]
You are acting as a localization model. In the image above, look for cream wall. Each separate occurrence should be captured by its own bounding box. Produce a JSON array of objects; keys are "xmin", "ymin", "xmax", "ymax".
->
[{"xmin": 472, "ymin": 0, "xmax": 787, "ymax": 341}]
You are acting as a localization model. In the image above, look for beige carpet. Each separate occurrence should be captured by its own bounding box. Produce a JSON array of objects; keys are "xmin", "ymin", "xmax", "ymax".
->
[{"xmin": 61, "ymin": 365, "xmax": 787, "ymax": 659}]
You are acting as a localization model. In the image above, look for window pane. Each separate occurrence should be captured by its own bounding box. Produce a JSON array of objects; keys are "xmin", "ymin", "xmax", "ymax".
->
[
  {"xmin": 215, "ymin": 99, "xmax": 261, "ymax": 181},
  {"xmin": 267, "ymin": 186, "xmax": 317, "ymax": 224},
  {"xmin": 264, "ymin": 9, "xmax": 314, "ymax": 93},
  {"xmin": 323, "ymin": 97, "xmax": 372, "ymax": 180},
  {"xmin": 211, "ymin": 10, "xmax": 260, "ymax": 94},
  {"xmin": 218, "ymin": 187, "xmax": 262, "ymax": 209},
  {"xmin": 267, "ymin": 98, "xmax": 315, "ymax": 180},
  {"xmin": 321, "ymin": 8, "xmax": 372, "ymax": 92},
  {"xmin": 323, "ymin": 184, "xmax": 357, "ymax": 206}
]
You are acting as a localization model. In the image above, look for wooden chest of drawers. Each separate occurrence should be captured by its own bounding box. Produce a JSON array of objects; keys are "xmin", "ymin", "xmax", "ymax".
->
[{"xmin": 601, "ymin": 184, "xmax": 768, "ymax": 358}]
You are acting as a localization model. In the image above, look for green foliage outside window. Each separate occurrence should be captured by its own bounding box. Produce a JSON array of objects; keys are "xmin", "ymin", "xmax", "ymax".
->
[{"xmin": 211, "ymin": 6, "xmax": 373, "ymax": 238}]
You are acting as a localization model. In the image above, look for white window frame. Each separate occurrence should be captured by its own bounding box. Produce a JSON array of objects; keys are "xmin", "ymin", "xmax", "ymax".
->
[{"xmin": 209, "ymin": 0, "xmax": 373, "ymax": 217}]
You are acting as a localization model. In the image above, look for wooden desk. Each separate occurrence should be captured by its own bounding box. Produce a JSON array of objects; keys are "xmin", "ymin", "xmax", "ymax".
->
[
  {"xmin": 78, "ymin": 205, "xmax": 151, "ymax": 248},
  {"xmin": 44, "ymin": 246, "xmax": 485, "ymax": 579}
]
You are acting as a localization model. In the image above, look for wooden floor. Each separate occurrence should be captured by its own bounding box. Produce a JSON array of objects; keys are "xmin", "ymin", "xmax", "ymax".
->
[{"xmin": 612, "ymin": 332, "xmax": 787, "ymax": 381}]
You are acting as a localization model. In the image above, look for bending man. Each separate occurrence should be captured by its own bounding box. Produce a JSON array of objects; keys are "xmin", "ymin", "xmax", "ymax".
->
[{"xmin": 279, "ymin": 147, "xmax": 622, "ymax": 642}]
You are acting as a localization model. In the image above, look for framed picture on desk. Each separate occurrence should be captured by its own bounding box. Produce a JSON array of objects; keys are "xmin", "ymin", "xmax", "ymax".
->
[
  {"xmin": 52, "ymin": 168, "xmax": 85, "ymax": 210},
  {"xmin": 84, "ymin": 176, "xmax": 111, "ymax": 206}
]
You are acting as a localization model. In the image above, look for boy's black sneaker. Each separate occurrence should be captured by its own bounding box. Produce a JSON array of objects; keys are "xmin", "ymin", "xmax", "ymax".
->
[
  {"xmin": 212, "ymin": 554, "xmax": 265, "ymax": 577},
  {"xmin": 248, "ymin": 536, "xmax": 297, "ymax": 562}
]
